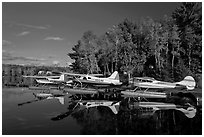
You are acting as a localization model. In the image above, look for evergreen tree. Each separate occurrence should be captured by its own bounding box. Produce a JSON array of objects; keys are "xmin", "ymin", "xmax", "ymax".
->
[
  {"xmin": 172, "ymin": 2, "xmax": 202, "ymax": 74},
  {"xmin": 68, "ymin": 3, "xmax": 201, "ymax": 81}
]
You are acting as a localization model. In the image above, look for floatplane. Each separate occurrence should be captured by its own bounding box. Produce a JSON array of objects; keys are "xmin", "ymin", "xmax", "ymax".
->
[
  {"xmin": 23, "ymin": 73, "xmax": 68, "ymax": 84},
  {"xmin": 50, "ymin": 98, "xmax": 196, "ymax": 121},
  {"xmin": 61, "ymin": 71, "xmax": 124, "ymax": 98},
  {"xmin": 121, "ymin": 75, "xmax": 196, "ymax": 99},
  {"xmin": 63, "ymin": 71, "xmax": 122, "ymax": 88},
  {"xmin": 129, "ymin": 76, "xmax": 196, "ymax": 91},
  {"xmin": 23, "ymin": 73, "xmax": 73, "ymax": 90}
]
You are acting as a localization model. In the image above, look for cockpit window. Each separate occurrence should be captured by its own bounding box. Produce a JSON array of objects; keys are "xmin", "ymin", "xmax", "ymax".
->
[
  {"xmin": 146, "ymin": 80, "xmax": 153, "ymax": 82},
  {"xmin": 134, "ymin": 78, "xmax": 153, "ymax": 82},
  {"xmin": 83, "ymin": 77, "xmax": 87, "ymax": 80}
]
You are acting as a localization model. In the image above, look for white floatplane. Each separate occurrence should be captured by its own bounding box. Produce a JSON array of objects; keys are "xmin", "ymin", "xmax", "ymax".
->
[
  {"xmin": 63, "ymin": 71, "xmax": 122, "ymax": 88},
  {"xmin": 23, "ymin": 73, "xmax": 72, "ymax": 87},
  {"xmin": 130, "ymin": 76, "xmax": 196, "ymax": 91}
]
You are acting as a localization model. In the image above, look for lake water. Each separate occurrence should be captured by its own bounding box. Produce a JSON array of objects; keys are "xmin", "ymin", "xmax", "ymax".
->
[{"xmin": 2, "ymin": 87, "xmax": 202, "ymax": 135}]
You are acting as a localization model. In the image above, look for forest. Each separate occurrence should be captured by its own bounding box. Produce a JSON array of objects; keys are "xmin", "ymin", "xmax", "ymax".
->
[
  {"xmin": 68, "ymin": 2, "xmax": 202, "ymax": 82},
  {"xmin": 2, "ymin": 64, "xmax": 70, "ymax": 87}
]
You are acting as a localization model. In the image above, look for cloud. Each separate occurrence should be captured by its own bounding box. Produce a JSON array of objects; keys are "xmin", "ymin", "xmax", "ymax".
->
[
  {"xmin": 44, "ymin": 37, "xmax": 64, "ymax": 41},
  {"xmin": 27, "ymin": 62, "xmax": 47, "ymax": 66},
  {"xmin": 39, "ymin": 62, "xmax": 46, "ymax": 66},
  {"xmin": 2, "ymin": 50, "xmax": 12, "ymax": 58},
  {"xmin": 52, "ymin": 60, "xmax": 60, "ymax": 65},
  {"xmin": 2, "ymin": 40, "xmax": 12, "ymax": 46},
  {"xmin": 2, "ymin": 50, "xmax": 15, "ymax": 61},
  {"xmin": 48, "ymin": 55, "xmax": 57, "ymax": 59},
  {"xmin": 4, "ymin": 21, "xmax": 49, "ymax": 30},
  {"xmin": 2, "ymin": 50, "xmax": 48, "ymax": 66},
  {"xmin": 17, "ymin": 23, "xmax": 48, "ymax": 30},
  {"xmin": 52, "ymin": 60, "xmax": 61, "ymax": 67},
  {"xmin": 2, "ymin": 40, "xmax": 16, "ymax": 48},
  {"xmin": 22, "ymin": 57, "xmax": 46, "ymax": 62},
  {"xmin": 17, "ymin": 31, "xmax": 30, "ymax": 36},
  {"xmin": 3, "ymin": 56, "xmax": 45, "ymax": 62},
  {"xmin": 2, "ymin": 51, "xmax": 46, "ymax": 62}
]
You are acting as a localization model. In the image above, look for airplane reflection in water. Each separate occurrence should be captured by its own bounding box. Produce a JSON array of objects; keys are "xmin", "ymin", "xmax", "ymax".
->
[
  {"xmin": 18, "ymin": 90, "xmax": 197, "ymax": 120},
  {"xmin": 50, "ymin": 97, "xmax": 200, "ymax": 135},
  {"xmin": 16, "ymin": 84, "xmax": 201, "ymax": 135},
  {"xmin": 49, "ymin": 97, "xmax": 196, "ymax": 121}
]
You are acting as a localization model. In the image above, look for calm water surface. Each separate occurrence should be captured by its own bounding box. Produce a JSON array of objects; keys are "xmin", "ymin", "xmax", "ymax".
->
[{"xmin": 2, "ymin": 87, "xmax": 202, "ymax": 135}]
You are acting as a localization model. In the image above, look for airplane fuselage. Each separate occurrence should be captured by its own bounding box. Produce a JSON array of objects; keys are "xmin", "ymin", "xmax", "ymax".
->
[
  {"xmin": 74, "ymin": 75, "xmax": 122, "ymax": 86},
  {"xmin": 36, "ymin": 78, "xmax": 54, "ymax": 84},
  {"xmin": 134, "ymin": 81, "xmax": 185, "ymax": 89},
  {"xmin": 132, "ymin": 76, "xmax": 196, "ymax": 90}
]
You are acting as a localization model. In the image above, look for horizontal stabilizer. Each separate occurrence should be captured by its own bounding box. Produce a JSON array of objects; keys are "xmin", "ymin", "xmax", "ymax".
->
[
  {"xmin": 175, "ymin": 107, "xmax": 196, "ymax": 118},
  {"xmin": 177, "ymin": 76, "xmax": 196, "ymax": 90}
]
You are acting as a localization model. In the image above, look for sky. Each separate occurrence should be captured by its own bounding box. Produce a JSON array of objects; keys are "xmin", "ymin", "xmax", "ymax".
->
[{"xmin": 2, "ymin": 2, "xmax": 181, "ymax": 67}]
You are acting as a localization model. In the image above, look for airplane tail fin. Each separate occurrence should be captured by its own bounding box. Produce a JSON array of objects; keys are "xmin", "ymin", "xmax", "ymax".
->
[
  {"xmin": 110, "ymin": 102, "xmax": 120, "ymax": 114},
  {"xmin": 177, "ymin": 76, "xmax": 196, "ymax": 90},
  {"xmin": 59, "ymin": 74, "xmax": 65, "ymax": 81},
  {"xmin": 108, "ymin": 71, "xmax": 119, "ymax": 80},
  {"xmin": 109, "ymin": 106, "xmax": 118, "ymax": 114}
]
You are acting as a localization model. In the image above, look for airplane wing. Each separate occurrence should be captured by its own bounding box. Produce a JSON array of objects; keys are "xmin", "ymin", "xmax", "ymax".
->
[
  {"xmin": 56, "ymin": 72, "xmax": 103, "ymax": 77},
  {"xmin": 23, "ymin": 75, "xmax": 60, "ymax": 78},
  {"xmin": 134, "ymin": 77, "xmax": 156, "ymax": 81},
  {"xmin": 60, "ymin": 72, "xmax": 87, "ymax": 77},
  {"xmin": 89, "ymin": 74, "xmax": 103, "ymax": 76}
]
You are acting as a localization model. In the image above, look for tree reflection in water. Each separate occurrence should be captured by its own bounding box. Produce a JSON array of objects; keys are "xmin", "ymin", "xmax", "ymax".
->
[{"xmin": 70, "ymin": 105, "xmax": 201, "ymax": 135}]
